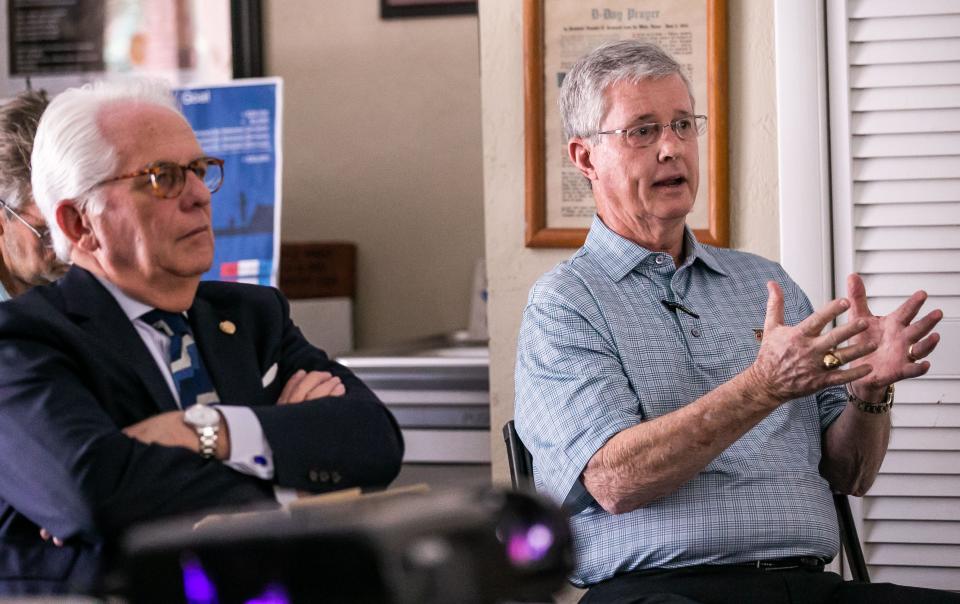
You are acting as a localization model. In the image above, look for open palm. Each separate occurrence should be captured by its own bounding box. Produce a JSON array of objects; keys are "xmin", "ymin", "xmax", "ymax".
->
[{"xmin": 845, "ymin": 274, "xmax": 942, "ymax": 392}]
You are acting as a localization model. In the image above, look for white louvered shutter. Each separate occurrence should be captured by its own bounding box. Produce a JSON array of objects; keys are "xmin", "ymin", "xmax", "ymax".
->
[{"xmin": 826, "ymin": 0, "xmax": 960, "ymax": 591}]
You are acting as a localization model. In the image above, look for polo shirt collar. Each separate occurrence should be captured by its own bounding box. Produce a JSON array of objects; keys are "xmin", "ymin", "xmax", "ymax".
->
[
  {"xmin": 584, "ymin": 215, "xmax": 728, "ymax": 281},
  {"xmin": 686, "ymin": 230, "xmax": 728, "ymax": 276}
]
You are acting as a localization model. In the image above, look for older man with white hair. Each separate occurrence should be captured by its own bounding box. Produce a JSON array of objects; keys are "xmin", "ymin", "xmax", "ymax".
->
[{"xmin": 0, "ymin": 81, "xmax": 403, "ymax": 595}]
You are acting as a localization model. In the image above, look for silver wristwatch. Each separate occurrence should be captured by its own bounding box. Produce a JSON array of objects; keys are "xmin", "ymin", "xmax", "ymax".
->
[{"xmin": 183, "ymin": 404, "xmax": 221, "ymax": 458}]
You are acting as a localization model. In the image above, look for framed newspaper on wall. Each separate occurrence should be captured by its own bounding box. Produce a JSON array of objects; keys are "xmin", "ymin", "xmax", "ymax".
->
[{"xmin": 524, "ymin": 0, "xmax": 728, "ymax": 248}]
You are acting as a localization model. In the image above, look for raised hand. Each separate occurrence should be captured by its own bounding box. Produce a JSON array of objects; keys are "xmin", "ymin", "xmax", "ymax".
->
[
  {"xmin": 748, "ymin": 281, "xmax": 875, "ymax": 403},
  {"xmin": 845, "ymin": 274, "xmax": 942, "ymax": 395}
]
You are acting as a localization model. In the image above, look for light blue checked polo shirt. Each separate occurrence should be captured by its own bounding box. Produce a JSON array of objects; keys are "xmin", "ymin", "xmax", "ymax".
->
[{"xmin": 515, "ymin": 216, "xmax": 847, "ymax": 587}]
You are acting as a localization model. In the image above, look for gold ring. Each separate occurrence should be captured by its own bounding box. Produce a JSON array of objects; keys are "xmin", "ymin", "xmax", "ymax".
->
[
  {"xmin": 907, "ymin": 344, "xmax": 918, "ymax": 362},
  {"xmin": 822, "ymin": 351, "xmax": 843, "ymax": 370}
]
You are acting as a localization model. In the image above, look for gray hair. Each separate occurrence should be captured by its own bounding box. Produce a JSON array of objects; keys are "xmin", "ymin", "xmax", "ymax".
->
[
  {"xmin": 31, "ymin": 79, "xmax": 179, "ymax": 261},
  {"xmin": 558, "ymin": 40, "xmax": 693, "ymax": 141},
  {"xmin": 0, "ymin": 89, "xmax": 49, "ymax": 212}
]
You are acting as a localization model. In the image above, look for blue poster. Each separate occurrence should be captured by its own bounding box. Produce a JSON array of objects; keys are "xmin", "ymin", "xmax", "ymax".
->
[{"xmin": 174, "ymin": 78, "xmax": 283, "ymax": 287}]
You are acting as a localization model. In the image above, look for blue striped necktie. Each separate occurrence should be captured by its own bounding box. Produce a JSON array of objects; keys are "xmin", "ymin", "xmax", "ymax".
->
[{"xmin": 140, "ymin": 309, "xmax": 219, "ymax": 408}]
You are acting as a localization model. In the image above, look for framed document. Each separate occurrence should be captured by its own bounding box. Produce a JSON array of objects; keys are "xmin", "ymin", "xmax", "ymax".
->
[
  {"xmin": 523, "ymin": 0, "xmax": 728, "ymax": 248},
  {"xmin": 380, "ymin": 0, "xmax": 477, "ymax": 19}
]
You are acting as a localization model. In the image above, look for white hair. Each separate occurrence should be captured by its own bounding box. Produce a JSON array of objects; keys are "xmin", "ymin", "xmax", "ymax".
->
[
  {"xmin": 558, "ymin": 40, "xmax": 694, "ymax": 142},
  {"xmin": 31, "ymin": 79, "xmax": 179, "ymax": 261}
]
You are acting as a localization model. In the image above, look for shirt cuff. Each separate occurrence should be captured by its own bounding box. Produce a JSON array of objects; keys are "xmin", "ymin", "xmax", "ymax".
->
[
  {"xmin": 274, "ymin": 487, "xmax": 299, "ymax": 506},
  {"xmin": 215, "ymin": 405, "xmax": 275, "ymax": 480}
]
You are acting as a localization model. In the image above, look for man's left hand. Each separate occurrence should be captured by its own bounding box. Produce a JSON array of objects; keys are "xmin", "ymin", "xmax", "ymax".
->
[
  {"xmin": 845, "ymin": 273, "xmax": 943, "ymax": 400},
  {"xmin": 277, "ymin": 370, "xmax": 345, "ymax": 405}
]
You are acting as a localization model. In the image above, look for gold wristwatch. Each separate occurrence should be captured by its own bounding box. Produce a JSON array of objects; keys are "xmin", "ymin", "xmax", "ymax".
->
[{"xmin": 848, "ymin": 384, "xmax": 894, "ymax": 415}]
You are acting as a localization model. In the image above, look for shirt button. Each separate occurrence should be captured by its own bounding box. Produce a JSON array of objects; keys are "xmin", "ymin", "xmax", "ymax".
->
[
  {"xmin": 690, "ymin": 328, "xmax": 701, "ymax": 338},
  {"xmin": 655, "ymin": 255, "xmax": 665, "ymax": 265}
]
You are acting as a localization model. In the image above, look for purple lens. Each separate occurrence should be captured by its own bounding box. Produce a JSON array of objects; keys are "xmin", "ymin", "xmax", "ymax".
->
[
  {"xmin": 506, "ymin": 523, "xmax": 555, "ymax": 565},
  {"xmin": 180, "ymin": 555, "xmax": 218, "ymax": 604}
]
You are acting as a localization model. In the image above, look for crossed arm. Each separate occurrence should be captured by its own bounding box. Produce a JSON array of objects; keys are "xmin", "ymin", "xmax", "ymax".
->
[
  {"xmin": 122, "ymin": 369, "xmax": 348, "ymax": 459},
  {"xmin": 36, "ymin": 370, "xmax": 343, "ymax": 549},
  {"xmin": 0, "ymin": 346, "xmax": 273, "ymax": 543},
  {"xmin": 10, "ymin": 347, "xmax": 398, "ymax": 548}
]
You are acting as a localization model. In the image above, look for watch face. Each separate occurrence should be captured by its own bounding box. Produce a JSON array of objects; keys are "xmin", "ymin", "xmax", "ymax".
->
[{"xmin": 185, "ymin": 404, "xmax": 219, "ymax": 427}]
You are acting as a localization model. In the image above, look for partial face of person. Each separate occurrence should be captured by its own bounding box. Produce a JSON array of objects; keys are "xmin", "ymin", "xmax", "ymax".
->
[
  {"xmin": 0, "ymin": 199, "xmax": 66, "ymax": 286},
  {"xmin": 89, "ymin": 102, "xmax": 214, "ymax": 292},
  {"xmin": 581, "ymin": 74, "xmax": 699, "ymax": 237}
]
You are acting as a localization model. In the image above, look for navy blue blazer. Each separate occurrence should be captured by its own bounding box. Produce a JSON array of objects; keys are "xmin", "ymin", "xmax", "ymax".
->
[{"xmin": 0, "ymin": 267, "xmax": 403, "ymax": 594}]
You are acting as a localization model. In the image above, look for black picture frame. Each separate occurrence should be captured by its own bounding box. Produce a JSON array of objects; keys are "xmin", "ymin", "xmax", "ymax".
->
[
  {"xmin": 231, "ymin": 0, "xmax": 264, "ymax": 78},
  {"xmin": 380, "ymin": 0, "xmax": 477, "ymax": 19},
  {"xmin": 2, "ymin": 0, "xmax": 264, "ymax": 94}
]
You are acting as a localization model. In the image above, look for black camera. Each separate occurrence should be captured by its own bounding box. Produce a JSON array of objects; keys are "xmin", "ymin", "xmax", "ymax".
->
[{"xmin": 121, "ymin": 487, "xmax": 572, "ymax": 603}]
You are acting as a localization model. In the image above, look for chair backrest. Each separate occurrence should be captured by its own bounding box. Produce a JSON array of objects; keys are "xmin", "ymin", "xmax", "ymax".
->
[
  {"xmin": 503, "ymin": 420, "xmax": 534, "ymax": 490},
  {"xmin": 501, "ymin": 420, "xmax": 870, "ymax": 583},
  {"xmin": 834, "ymin": 492, "xmax": 870, "ymax": 582}
]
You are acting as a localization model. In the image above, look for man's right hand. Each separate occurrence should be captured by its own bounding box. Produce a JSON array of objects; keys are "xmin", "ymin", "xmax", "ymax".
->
[
  {"xmin": 277, "ymin": 370, "xmax": 345, "ymax": 405},
  {"xmin": 747, "ymin": 281, "xmax": 876, "ymax": 405},
  {"xmin": 276, "ymin": 369, "xmax": 347, "ymax": 499},
  {"xmin": 39, "ymin": 528, "xmax": 63, "ymax": 547}
]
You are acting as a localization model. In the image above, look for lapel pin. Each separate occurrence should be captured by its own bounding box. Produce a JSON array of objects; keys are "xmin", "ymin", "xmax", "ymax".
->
[
  {"xmin": 753, "ymin": 328, "xmax": 764, "ymax": 342},
  {"xmin": 219, "ymin": 320, "xmax": 237, "ymax": 335}
]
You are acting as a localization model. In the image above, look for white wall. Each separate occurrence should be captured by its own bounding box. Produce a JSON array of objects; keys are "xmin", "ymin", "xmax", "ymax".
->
[
  {"xmin": 480, "ymin": 0, "xmax": 782, "ymax": 484},
  {"xmin": 266, "ymin": 3, "xmax": 484, "ymax": 348}
]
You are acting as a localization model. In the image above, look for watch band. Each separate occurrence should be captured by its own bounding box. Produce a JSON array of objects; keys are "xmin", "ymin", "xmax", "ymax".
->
[
  {"xmin": 184, "ymin": 404, "xmax": 221, "ymax": 459},
  {"xmin": 196, "ymin": 425, "xmax": 219, "ymax": 458},
  {"xmin": 848, "ymin": 384, "xmax": 895, "ymax": 414}
]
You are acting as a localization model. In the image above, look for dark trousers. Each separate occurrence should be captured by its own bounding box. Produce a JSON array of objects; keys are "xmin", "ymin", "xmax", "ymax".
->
[{"xmin": 579, "ymin": 566, "xmax": 960, "ymax": 604}]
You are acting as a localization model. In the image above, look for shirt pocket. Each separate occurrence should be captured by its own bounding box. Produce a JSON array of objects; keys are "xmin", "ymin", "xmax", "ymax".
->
[{"xmin": 692, "ymin": 320, "xmax": 762, "ymax": 378}]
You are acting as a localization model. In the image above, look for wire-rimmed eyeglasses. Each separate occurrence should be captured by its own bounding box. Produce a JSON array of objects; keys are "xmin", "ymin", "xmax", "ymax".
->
[
  {"xmin": 94, "ymin": 156, "xmax": 225, "ymax": 199},
  {"xmin": 597, "ymin": 115, "xmax": 707, "ymax": 148},
  {"xmin": 0, "ymin": 198, "xmax": 53, "ymax": 249}
]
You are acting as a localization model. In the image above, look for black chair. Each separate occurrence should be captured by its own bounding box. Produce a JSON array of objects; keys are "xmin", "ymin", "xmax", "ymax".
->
[
  {"xmin": 834, "ymin": 490, "xmax": 870, "ymax": 582},
  {"xmin": 502, "ymin": 420, "xmax": 870, "ymax": 582}
]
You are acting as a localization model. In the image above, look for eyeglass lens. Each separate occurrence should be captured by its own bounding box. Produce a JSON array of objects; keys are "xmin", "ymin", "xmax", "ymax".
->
[
  {"xmin": 37, "ymin": 226, "xmax": 52, "ymax": 248},
  {"xmin": 628, "ymin": 116, "xmax": 706, "ymax": 147},
  {"xmin": 150, "ymin": 159, "xmax": 224, "ymax": 198},
  {"xmin": 1, "ymin": 200, "xmax": 52, "ymax": 248}
]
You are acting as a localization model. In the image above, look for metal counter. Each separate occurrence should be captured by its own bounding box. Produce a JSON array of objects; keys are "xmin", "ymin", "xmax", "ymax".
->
[{"xmin": 337, "ymin": 335, "xmax": 491, "ymax": 486}]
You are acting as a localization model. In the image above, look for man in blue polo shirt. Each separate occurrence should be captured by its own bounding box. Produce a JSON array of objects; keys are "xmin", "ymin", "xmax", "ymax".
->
[{"xmin": 515, "ymin": 41, "xmax": 952, "ymax": 603}]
